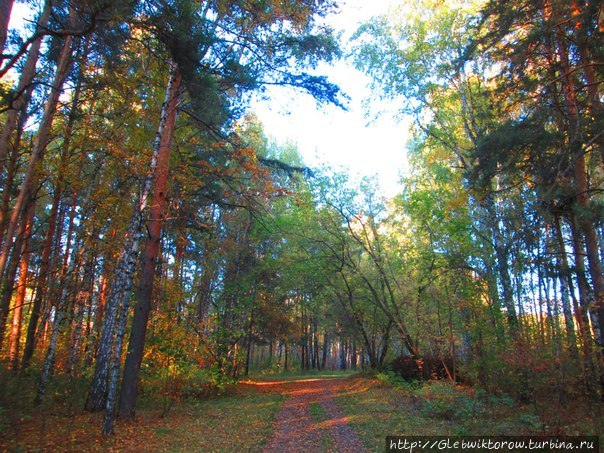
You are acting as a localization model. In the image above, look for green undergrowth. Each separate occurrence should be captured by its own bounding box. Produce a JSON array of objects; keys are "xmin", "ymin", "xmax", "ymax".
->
[
  {"xmin": 3, "ymin": 388, "xmax": 283, "ymax": 452},
  {"xmin": 309, "ymin": 402, "xmax": 336, "ymax": 451},
  {"xmin": 1, "ymin": 366, "xmax": 283, "ymax": 452},
  {"xmin": 335, "ymin": 373, "xmax": 603, "ymax": 452},
  {"xmin": 248, "ymin": 368, "xmax": 357, "ymax": 382}
]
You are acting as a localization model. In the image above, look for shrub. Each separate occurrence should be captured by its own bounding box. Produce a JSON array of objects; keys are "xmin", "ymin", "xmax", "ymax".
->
[
  {"xmin": 376, "ymin": 370, "xmax": 422, "ymax": 391},
  {"xmin": 389, "ymin": 354, "xmax": 456, "ymax": 381},
  {"xmin": 420, "ymin": 380, "xmax": 487, "ymax": 421}
]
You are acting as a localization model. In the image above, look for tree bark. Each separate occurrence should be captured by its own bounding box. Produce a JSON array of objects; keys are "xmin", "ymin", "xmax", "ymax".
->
[
  {"xmin": 552, "ymin": 215, "xmax": 580, "ymax": 357},
  {"xmin": 0, "ymin": 7, "xmax": 73, "ymax": 281},
  {"xmin": 85, "ymin": 209, "xmax": 143, "ymax": 412},
  {"xmin": 573, "ymin": 154, "xmax": 604, "ymax": 357},
  {"xmin": 0, "ymin": 0, "xmax": 14, "ymax": 55},
  {"xmin": 7, "ymin": 198, "xmax": 34, "ymax": 370},
  {"xmin": 34, "ymin": 232, "xmax": 83, "ymax": 405},
  {"xmin": 20, "ymin": 179, "xmax": 62, "ymax": 372},
  {"xmin": 116, "ymin": 63, "xmax": 181, "ymax": 422},
  {"xmin": 0, "ymin": 194, "xmax": 32, "ymax": 348},
  {"xmin": 0, "ymin": 0, "xmax": 51, "ymax": 184}
]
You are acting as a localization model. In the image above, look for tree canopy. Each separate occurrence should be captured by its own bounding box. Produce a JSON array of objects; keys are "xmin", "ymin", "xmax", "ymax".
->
[{"xmin": 0, "ymin": 0, "xmax": 602, "ymax": 437}]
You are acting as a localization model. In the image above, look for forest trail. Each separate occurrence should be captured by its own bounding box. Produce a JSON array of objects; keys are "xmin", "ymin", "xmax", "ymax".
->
[{"xmin": 246, "ymin": 377, "xmax": 367, "ymax": 452}]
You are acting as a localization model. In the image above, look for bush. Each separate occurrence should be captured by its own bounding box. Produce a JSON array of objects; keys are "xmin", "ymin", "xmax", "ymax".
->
[
  {"xmin": 389, "ymin": 354, "xmax": 456, "ymax": 381},
  {"xmin": 376, "ymin": 370, "xmax": 422, "ymax": 391},
  {"xmin": 420, "ymin": 381, "xmax": 487, "ymax": 421}
]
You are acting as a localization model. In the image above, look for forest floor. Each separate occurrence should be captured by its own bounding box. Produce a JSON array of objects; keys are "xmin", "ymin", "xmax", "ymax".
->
[
  {"xmin": 1, "ymin": 372, "xmax": 602, "ymax": 451},
  {"xmin": 248, "ymin": 376, "xmax": 366, "ymax": 452}
]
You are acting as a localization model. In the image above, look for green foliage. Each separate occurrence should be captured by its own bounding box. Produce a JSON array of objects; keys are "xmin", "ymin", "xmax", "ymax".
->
[
  {"xmin": 420, "ymin": 381, "xmax": 487, "ymax": 421},
  {"xmin": 376, "ymin": 370, "xmax": 422, "ymax": 391},
  {"xmin": 2, "ymin": 0, "xmax": 602, "ymax": 441}
]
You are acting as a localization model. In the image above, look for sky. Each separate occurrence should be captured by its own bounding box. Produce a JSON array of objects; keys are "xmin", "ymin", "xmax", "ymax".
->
[
  {"xmin": 9, "ymin": 0, "xmax": 409, "ymax": 197},
  {"xmin": 252, "ymin": 0, "xmax": 409, "ymax": 197}
]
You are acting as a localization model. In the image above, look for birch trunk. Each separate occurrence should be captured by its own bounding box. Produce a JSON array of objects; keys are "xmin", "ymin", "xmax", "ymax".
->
[
  {"xmin": 89, "ymin": 64, "xmax": 181, "ymax": 423},
  {"xmin": 85, "ymin": 211, "xmax": 143, "ymax": 412},
  {"xmin": 34, "ymin": 238, "xmax": 83, "ymax": 405},
  {"xmin": 117, "ymin": 64, "xmax": 182, "ymax": 421}
]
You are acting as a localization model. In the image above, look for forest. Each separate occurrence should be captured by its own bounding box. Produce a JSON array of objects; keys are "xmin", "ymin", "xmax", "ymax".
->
[{"xmin": 0, "ymin": 0, "xmax": 602, "ymax": 450}]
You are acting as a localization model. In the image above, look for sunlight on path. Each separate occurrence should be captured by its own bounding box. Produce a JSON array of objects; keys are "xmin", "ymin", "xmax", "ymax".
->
[{"xmin": 261, "ymin": 378, "xmax": 367, "ymax": 453}]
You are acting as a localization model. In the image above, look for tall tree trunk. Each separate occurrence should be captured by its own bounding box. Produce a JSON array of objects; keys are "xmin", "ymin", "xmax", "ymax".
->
[
  {"xmin": 101, "ymin": 245, "xmax": 141, "ymax": 434},
  {"xmin": 556, "ymin": 28, "xmax": 604, "ymax": 355},
  {"xmin": 0, "ymin": 11, "xmax": 73, "ymax": 281},
  {"xmin": 244, "ymin": 307, "xmax": 254, "ymax": 377},
  {"xmin": 574, "ymin": 154, "xmax": 604, "ymax": 345},
  {"xmin": 484, "ymin": 192, "xmax": 518, "ymax": 331},
  {"xmin": 552, "ymin": 215, "xmax": 580, "ymax": 358},
  {"xmin": 85, "ymin": 210, "xmax": 143, "ymax": 412},
  {"xmin": 0, "ymin": 0, "xmax": 51, "ymax": 197},
  {"xmin": 7, "ymin": 198, "xmax": 34, "ymax": 370},
  {"xmin": 0, "ymin": 192, "xmax": 33, "ymax": 348},
  {"xmin": 0, "ymin": 0, "xmax": 14, "ymax": 55},
  {"xmin": 87, "ymin": 65, "xmax": 181, "ymax": 415},
  {"xmin": 321, "ymin": 333, "xmax": 328, "ymax": 370},
  {"xmin": 20, "ymin": 181, "xmax": 62, "ymax": 372},
  {"xmin": 20, "ymin": 41, "xmax": 88, "ymax": 370},
  {"xmin": 34, "ymin": 233, "xmax": 83, "ymax": 406},
  {"xmin": 115, "ymin": 64, "xmax": 181, "ymax": 422}
]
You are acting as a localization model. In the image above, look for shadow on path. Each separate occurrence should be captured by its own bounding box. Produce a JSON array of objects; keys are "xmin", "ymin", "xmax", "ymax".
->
[{"xmin": 243, "ymin": 378, "xmax": 367, "ymax": 453}]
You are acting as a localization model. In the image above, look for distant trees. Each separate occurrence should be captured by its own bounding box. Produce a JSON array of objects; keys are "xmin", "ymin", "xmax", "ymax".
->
[
  {"xmin": 351, "ymin": 0, "xmax": 603, "ymax": 396},
  {"xmin": 0, "ymin": 0, "xmax": 601, "ymax": 437},
  {"xmin": 0, "ymin": 0, "xmax": 344, "ymax": 435}
]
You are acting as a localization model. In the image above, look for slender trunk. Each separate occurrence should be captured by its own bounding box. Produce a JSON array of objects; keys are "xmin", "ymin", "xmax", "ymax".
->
[
  {"xmin": 379, "ymin": 320, "xmax": 393, "ymax": 368},
  {"xmin": 321, "ymin": 333, "xmax": 328, "ymax": 370},
  {"xmin": 570, "ymin": 216, "xmax": 594, "ymax": 329},
  {"xmin": 34, "ymin": 237, "xmax": 83, "ymax": 405},
  {"xmin": 284, "ymin": 341, "xmax": 288, "ymax": 372},
  {"xmin": 33, "ymin": 310, "xmax": 63, "ymax": 406},
  {"xmin": 552, "ymin": 215, "xmax": 580, "ymax": 357},
  {"xmin": 244, "ymin": 307, "xmax": 254, "ymax": 377},
  {"xmin": 574, "ymin": 154, "xmax": 604, "ymax": 346},
  {"xmin": 483, "ymin": 192, "xmax": 518, "ymax": 331},
  {"xmin": 87, "ymin": 63, "xmax": 180, "ymax": 414},
  {"xmin": 85, "ymin": 211, "xmax": 142, "ymax": 411},
  {"xmin": 0, "ymin": 0, "xmax": 50, "ymax": 176},
  {"xmin": 101, "ymin": 249, "xmax": 139, "ymax": 434},
  {"xmin": 115, "ymin": 64, "xmax": 181, "ymax": 422},
  {"xmin": 0, "ymin": 0, "xmax": 14, "ymax": 54},
  {"xmin": 0, "ymin": 194, "xmax": 32, "ymax": 348},
  {"xmin": 7, "ymin": 199, "xmax": 34, "ymax": 370},
  {"xmin": 94, "ymin": 263, "xmax": 110, "ymax": 346},
  {"xmin": 20, "ymin": 183, "xmax": 62, "ymax": 371},
  {"xmin": 0, "ymin": 15, "xmax": 73, "ymax": 281},
  {"xmin": 0, "ymin": 97, "xmax": 29, "ymax": 239},
  {"xmin": 66, "ymin": 302, "xmax": 83, "ymax": 375}
]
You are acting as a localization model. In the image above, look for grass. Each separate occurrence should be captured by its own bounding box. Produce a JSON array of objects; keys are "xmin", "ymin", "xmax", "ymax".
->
[
  {"xmin": 247, "ymin": 369, "xmax": 357, "ymax": 382},
  {"xmin": 333, "ymin": 376, "xmax": 604, "ymax": 452},
  {"xmin": 4, "ymin": 369, "xmax": 600, "ymax": 452},
  {"xmin": 309, "ymin": 403, "xmax": 328, "ymax": 421},
  {"xmin": 0, "ymin": 368, "xmax": 353, "ymax": 452},
  {"xmin": 1, "ymin": 384, "xmax": 284, "ymax": 452},
  {"xmin": 309, "ymin": 402, "xmax": 336, "ymax": 451}
]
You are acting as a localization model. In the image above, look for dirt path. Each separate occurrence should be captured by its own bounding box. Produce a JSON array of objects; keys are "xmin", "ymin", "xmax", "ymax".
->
[{"xmin": 249, "ymin": 378, "xmax": 367, "ymax": 453}]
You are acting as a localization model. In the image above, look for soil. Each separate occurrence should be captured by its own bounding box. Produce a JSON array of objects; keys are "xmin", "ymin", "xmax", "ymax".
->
[{"xmin": 245, "ymin": 377, "xmax": 367, "ymax": 453}]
